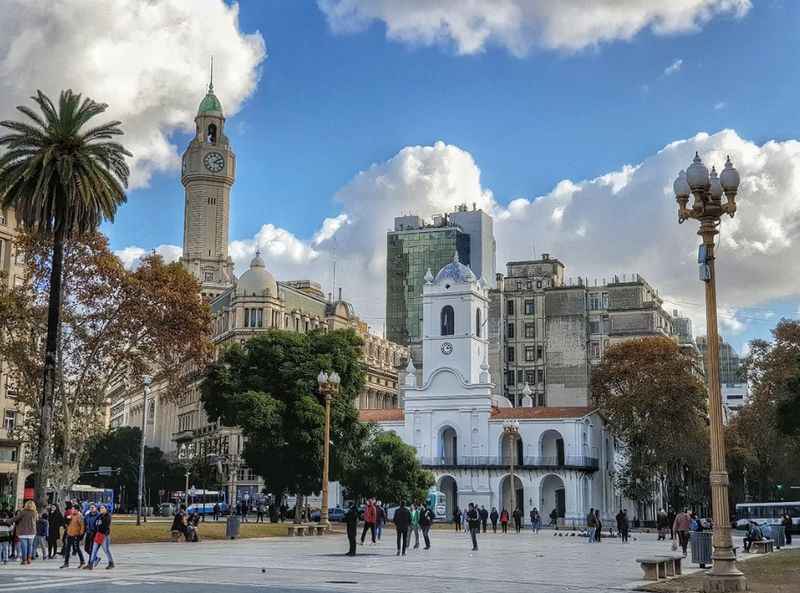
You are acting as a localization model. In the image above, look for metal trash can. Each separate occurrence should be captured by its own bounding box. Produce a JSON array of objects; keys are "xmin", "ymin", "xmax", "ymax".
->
[
  {"xmin": 226, "ymin": 515, "xmax": 241, "ymax": 539},
  {"xmin": 765, "ymin": 524, "xmax": 785, "ymax": 549},
  {"xmin": 690, "ymin": 531, "xmax": 713, "ymax": 568}
]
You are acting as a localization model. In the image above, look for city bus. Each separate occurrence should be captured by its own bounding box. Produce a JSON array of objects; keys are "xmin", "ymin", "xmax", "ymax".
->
[
  {"xmin": 60, "ymin": 485, "xmax": 115, "ymax": 513},
  {"xmin": 426, "ymin": 488, "xmax": 447, "ymax": 522},
  {"xmin": 185, "ymin": 489, "xmax": 229, "ymax": 516},
  {"xmin": 734, "ymin": 501, "xmax": 800, "ymax": 532}
]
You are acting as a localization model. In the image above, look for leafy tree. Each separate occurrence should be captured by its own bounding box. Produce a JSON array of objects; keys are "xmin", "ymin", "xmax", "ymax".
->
[
  {"xmin": 0, "ymin": 90, "xmax": 131, "ymax": 507},
  {"xmin": 341, "ymin": 429, "xmax": 434, "ymax": 505},
  {"xmin": 201, "ymin": 329, "xmax": 368, "ymax": 518},
  {"xmin": 0, "ymin": 232, "xmax": 211, "ymax": 498},
  {"xmin": 591, "ymin": 336, "xmax": 710, "ymax": 512},
  {"xmin": 81, "ymin": 427, "xmax": 185, "ymax": 510}
]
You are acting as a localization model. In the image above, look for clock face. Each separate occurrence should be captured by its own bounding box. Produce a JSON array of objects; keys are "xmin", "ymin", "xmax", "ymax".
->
[
  {"xmin": 441, "ymin": 342, "xmax": 453, "ymax": 355},
  {"xmin": 203, "ymin": 152, "xmax": 225, "ymax": 173}
]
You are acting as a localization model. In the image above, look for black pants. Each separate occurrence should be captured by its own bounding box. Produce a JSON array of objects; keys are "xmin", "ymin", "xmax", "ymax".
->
[
  {"xmin": 785, "ymin": 530, "xmax": 792, "ymax": 545},
  {"xmin": 621, "ymin": 528, "xmax": 629, "ymax": 542},
  {"xmin": 501, "ymin": 522, "xmax": 508, "ymax": 533},
  {"xmin": 63, "ymin": 535, "xmax": 84, "ymax": 566},
  {"xmin": 677, "ymin": 530, "xmax": 689, "ymax": 554},
  {"xmin": 396, "ymin": 528, "xmax": 408, "ymax": 553},
  {"xmin": 491, "ymin": 521, "xmax": 497, "ymax": 533},
  {"xmin": 257, "ymin": 512, "xmax": 264, "ymax": 523},
  {"xmin": 454, "ymin": 521, "xmax": 460, "ymax": 532},
  {"xmin": 346, "ymin": 527, "xmax": 357, "ymax": 555},
  {"xmin": 470, "ymin": 527, "xmax": 478, "ymax": 550},
  {"xmin": 422, "ymin": 526, "xmax": 430, "ymax": 549},
  {"xmin": 84, "ymin": 532, "xmax": 94, "ymax": 555},
  {"xmin": 481, "ymin": 520, "xmax": 487, "ymax": 533},
  {"xmin": 514, "ymin": 519, "xmax": 521, "ymax": 533},
  {"xmin": 360, "ymin": 522, "xmax": 375, "ymax": 544},
  {"xmin": 47, "ymin": 537, "xmax": 59, "ymax": 558}
]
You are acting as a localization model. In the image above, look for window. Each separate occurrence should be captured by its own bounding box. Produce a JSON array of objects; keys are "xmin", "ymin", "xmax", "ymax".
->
[
  {"xmin": 524, "ymin": 323, "xmax": 535, "ymax": 339},
  {"xmin": 536, "ymin": 281, "xmax": 542, "ymax": 289},
  {"xmin": 526, "ymin": 280, "xmax": 532, "ymax": 290},
  {"xmin": 507, "ymin": 346, "xmax": 515, "ymax": 362},
  {"xmin": 204, "ymin": 271, "xmax": 214, "ymax": 281},
  {"xmin": 537, "ymin": 369, "xmax": 544, "ymax": 384},
  {"xmin": 517, "ymin": 370, "xmax": 524, "ymax": 384},
  {"xmin": 525, "ymin": 346, "xmax": 535, "ymax": 362},
  {"xmin": 507, "ymin": 322, "xmax": 515, "ymax": 339},
  {"xmin": 524, "ymin": 300, "xmax": 535, "ymax": 315},
  {"xmin": 537, "ymin": 393, "xmax": 546, "ymax": 406},
  {"xmin": 2, "ymin": 410, "xmax": 15, "ymax": 432},
  {"xmin": 590, "ymin": 341, "xmax": 601, "ymax": 358},
  {"xmin": 516, "ymin": 281, "xmax": 522, "ymax": 290},
  {"xmin": 506, "ymin": 300, "xmax": 514, "ymax": 316},
  {"xmin": 505, "ymin": 371, "xmax": 515, "ymax": 386},
  {"xmin": 537, "ymin": 345, "xmax": 543, "ymax": 360},
  {"xmin": 589, "ymin": 320, "xmax": 601, "ymax": 334},
  {"xmin": 440, "ymin": 305, "xmax": 454, "ymax": 336},
  {"xmin": 525, "ymin": 370, "xmax": 535, "ymax": 385},
  {"xmin": 207, "ymin": 123, "xmax": 217, "ymax": 143},
  {"xmin": 475, "ymin": 308, "xmax": 481, "ymax": 337}
]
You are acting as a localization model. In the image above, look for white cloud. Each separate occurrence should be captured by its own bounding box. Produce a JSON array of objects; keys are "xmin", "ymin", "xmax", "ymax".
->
[
  {"xmin": 318, "ymin": 0, "xmax": 750, "ymax": 55},
  {"xmin": 663, "ymin": 58, "xmax": 683, "ymax": 76},
  {"xmin": 714, "ymin": 101, "xmax": 728, "ymax": 110},
  {"xmin": 116, "ymin": 244, "xmax": 182, "ymax": 269},
  {"xmin": 0, "ymin": 0, "xmax": 266, "ymax": 188}
]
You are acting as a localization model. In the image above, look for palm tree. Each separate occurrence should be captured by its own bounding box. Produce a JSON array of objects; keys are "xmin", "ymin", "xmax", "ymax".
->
[{"xmin": 0, "ymin": 90, "xmax": 131, "ymax": 507}]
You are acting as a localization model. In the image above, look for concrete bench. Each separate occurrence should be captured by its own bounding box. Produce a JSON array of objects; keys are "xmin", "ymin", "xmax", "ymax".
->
[
  {"xmin": 655, "ymin": 555, "xmax": 683, "ymax": 576},
  {"xmin": 287, "ymin": 524, "xmax": 307, "ymax": 536},
  {"xmin": 635, "ymin": 557, "xmax": 671, "ymax": 581},
  {"xmin": 752, "ymin": 539, "xmax": 774, "ymax": 554}
]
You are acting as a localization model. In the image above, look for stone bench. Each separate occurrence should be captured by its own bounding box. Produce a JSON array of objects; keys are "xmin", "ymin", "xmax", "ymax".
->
[
  {"xmin": 655, "ymin": 555, "xmax": 683, "ymax": 576},
  {"xmin": 287, "ymin": 524, "xmax": 308, "ymax": 536},
  {"xmin": 752, "ymin": 539, "xmax": 774, "ymax": 554},
  {"xmin": 635, "ymin": 557, "xmax": 673, "ymax": 581}
]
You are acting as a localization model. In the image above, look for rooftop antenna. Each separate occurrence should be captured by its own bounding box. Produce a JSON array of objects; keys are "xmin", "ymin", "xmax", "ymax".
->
[{"xmin": 209, "ymin": 56, "xmax": 214, "ymax": 93}]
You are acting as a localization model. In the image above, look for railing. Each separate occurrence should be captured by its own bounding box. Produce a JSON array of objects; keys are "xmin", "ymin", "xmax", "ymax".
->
[{"xmin": 419, "ymin": 455, "xmax": 599, "ymax": 470}]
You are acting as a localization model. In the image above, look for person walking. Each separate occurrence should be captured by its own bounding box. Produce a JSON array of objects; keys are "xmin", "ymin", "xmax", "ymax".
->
[
  {"xmin": 212, "ymin": 502, "xmax": 220, "ymax": 521},
  {"xmin": 549, "ymin": 507, "xmax": 559, "ymax": 529},
  {"xmin": 479, "ymin": 506, "xmax": 488, "ymax": 533},
  {"xmin": 47, "ymin": 505, "xmax": 63, "ymax": 559},
  {"xmin": 419, "ymin": 503, "xmax": 433, "ymax": 550},
  {"xmin": 615, "ymin": 510, "xmax": 624, "ymax": 540},
  {"xmin": 13, "ymin": 501, "xmax": 37, "ymax": 565},
  {"xmin": 461, "ymin": 506, "xmax": 468, "ymax": 533},
  {"xmin": 512, "ymin": 508, "xmax": 522, "ymax": 533},
  {"xmin": 586, "ymin": 508, "xmax": 596, "ymax": 543},
  {"xmin": 466, "ymin": 503, "xmax": 480, "ymax": 551},
  {"xmin": 376, "ymin": 502, "xmax": 386, "ymax": 541},
  {"xmin": 344, "ymin": 503, "xmax": 358, "ymax": 556},
  {"xmin": 86, "ymin": 504, "xmax": 113, "ymax": 570},
  {"xmin": 410, "ymin": 503, "xmax": 420, "ymax": 550},
  {"xmin": 0, "ymin": 512, "xmax": 11, "ymax": 565},
  {"xmin": 620, "ymin": 510, "xmax": 630, "ymax": 543},
  {"xmin": 673, "ymin": 509, "xmax": 691, "ymax": 557},
  {"xmin": 782, "ymin": 514, "xmax": 793, "ymax": 546},
  {"xmin": 393, "ymin": 501, "xmax": 411, "ymax": 556},
  {"xmin": 656, "ymin": 508, "xmax": 668, "ymax": 540},
  {"xmin": 256, "ymin": 503, "xmax": 265, "ymax": 523},
  {"xmin": 360, "ymin": 499, "xmax": 377, "ymax": 545},
  {"xmin": 499, "ymin": 508, "xmax": 509, "ymax": 534},
  {"xmin": 83, "ymin": 503, "xmax": 99, "ymax": 559},
  {"xmin": 34, "ymin": 511, "xmax": 48, "ymax": 560},
  {"xmin": 60, "ymin": 503, "xmax": 85, "ymax": 569},
  {"xmin": 532, "ymin": 508, "xmax": 541, "ymax": 534},
  {"xmin": 594, "ymin": 509, "xmax": 603, "ymax": 542},
  {"xmin": 490, "ymin": 507, "xmax": 499, "ymax": 533},
  {"xmin": 667, "ymin": 508, "xmax": 676, "ymax": 540},
  {"xmin": 452, "ymin": 507, "xmax": 461, "ymax": 532}
]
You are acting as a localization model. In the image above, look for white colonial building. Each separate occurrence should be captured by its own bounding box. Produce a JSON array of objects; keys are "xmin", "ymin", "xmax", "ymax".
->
[{"xmin": 363, "ymin": 254, "xmax": 620, "ymax": 525}]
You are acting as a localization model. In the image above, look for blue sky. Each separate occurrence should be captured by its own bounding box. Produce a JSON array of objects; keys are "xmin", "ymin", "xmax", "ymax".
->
[{"xmin": 47, "ymin": 0, "xmax": 799, "ymax": 353}]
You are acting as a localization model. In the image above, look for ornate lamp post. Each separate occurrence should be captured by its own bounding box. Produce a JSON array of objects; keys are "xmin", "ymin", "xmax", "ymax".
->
[
  {"xmin": 673, "ymin": 153, "xmax": 746, "ymax": 592},
  {"xmin": 317, "ymin": 370, "xmax": 340, "ymax": 531},
  {"xmin": 503, "ymin": 419, "xmax": 520, "ymax": 522}
]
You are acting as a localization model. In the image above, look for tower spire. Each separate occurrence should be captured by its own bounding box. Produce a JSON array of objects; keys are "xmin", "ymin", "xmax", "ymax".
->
[{"xmin": 209, "ymin": 56, "xmax": 214, "ymax": 93}]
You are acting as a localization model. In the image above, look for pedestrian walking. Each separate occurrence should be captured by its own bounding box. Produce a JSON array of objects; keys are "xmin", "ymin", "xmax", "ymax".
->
[
  {"xmin": 86, "ymin": 504, "xmax": 113, "ymax": 570},
  {"xmin": 376, "ymin": 502, "xmax": 386, "ymax": 541},
  {"xmin": 532, "ymin": 508, "xmax": 541, "ymax": 534},
  {"xmin": 393, "ymin": 501, "xmax": 411, "ymax": 556},
  {"xmin": 667, "ymin": 509, "xmax": 676, "ymax": 540},
  {"xmin": 479, "ymin": 506, "xmax": 488, "ymax": 533},
  {"xmin": 13, "ymin": 501, "xmax": 37, "ymax": 565},
  {"xmin": 586, "ymin": 508, "xmax": 596, "ymax": 543},
  {"xmin": 410, "ymin": 503, "xmax": 420, "ymax": 549},
  {"xmin": 549, "ymin": 507, "xmax": 559, "ymax": 529},
  {"xmin": 344, "ymin": 503, "xmax": 358, "ymax": 556},
  {"xmin": 0, "ymin": 512, "xmax": 12, "ymax": 564},
  {"xmin": 500, "ymin": 508, "xmax": 509, "ymax": 534},
  {"xmin": 212, "ymin": 503, "xmax": 220, "ymax": 521},
  {"xmin": 255, "ymin": 503, "xmax": 264, "ymax": 523},
  {"xmin": 594, "ymin": 509, "xmax": 602, "ymax": 542},
  {"xmin": 461, "ymin": 506, "xmax": 468, "ymax": 533},
  {"xmin": 656, "ymin": 508, "xmax": 668, "ymax": 540},
  {"xmin": 360, "ymin": 499, "xmax": 377, "ymax": 545},
  {"xmin": 452, "ymin": 507, "xmax": 461, "ymax": 532},
  {"xmin": 47, "ymin": 505, "xmax": 63, "ymax": 559},
  {"xmin": 83, "ymin": 503, "xmax": 99, "ymax": 558},
  {"xmin": 466, "ymin": 503, "xmax": 480, "ymax": 551},
  {"xmin": 34, "ymin": 511, "xmax": 48, "ymax": 560},
  {"xmin": 489, "ymin": 507, "xmax": 498, "ymax": 533},
  {"xmin": 782, "ymin": 514, "xmax": 792, "ymax": 546},
  {"xmin": 420, "ymin": 503, "xmax": 433, "ymax": 550},
  {"xmin": 60, "ymin": 503, "xmax": 85, "ymax": 568},
  {"xmin": 619, "ymin": 510, "xmax": 630, "ymax": 543},
  {"xmin": 673, "ymin": 509, "xmax": 691, "ymax": 557},
  {"xmin": 512, "ymin": 508, "xmax": 522, "ymax": 533}
]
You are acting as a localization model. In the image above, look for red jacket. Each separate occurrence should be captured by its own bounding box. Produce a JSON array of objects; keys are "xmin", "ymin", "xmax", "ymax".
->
[
  {"xmin": 364, "ymin": 504, "xmax": 377, "ymax": 524},
  {"xmin": 500, "ymin": 510, "xmax": 509, "ymax": 523}
]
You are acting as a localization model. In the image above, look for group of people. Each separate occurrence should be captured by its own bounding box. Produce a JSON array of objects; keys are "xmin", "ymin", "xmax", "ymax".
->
[
  {"xmin": 0, "ymin": 500, "xmax": 113, "ymax": 569},
  {"xmin": 345, "ymin": 498, "xmax": 435, "ymax": 556},
  {"xmin": 451, "ymin": 505, "xmax": 543, "ymax": 535}
]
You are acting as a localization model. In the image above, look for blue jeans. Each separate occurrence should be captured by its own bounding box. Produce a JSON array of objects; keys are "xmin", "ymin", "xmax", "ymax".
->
[
  {"xmin": 586, "ymin": 527, "xmax": 595, "ymax": 542},
  {"xmin": 90, "ymin": 536, "xmax": 113, "ymax": 566},
  {"xmin": 376, "ymin": 525, "xmax": 383, "ymax": 540},
  {"xmin": 0, "ymin": 541, "xmax": 9, "ymax": 562},
  {"xmin": 19, "ymin": 537, "xmax": 34, "ymax": 560}
]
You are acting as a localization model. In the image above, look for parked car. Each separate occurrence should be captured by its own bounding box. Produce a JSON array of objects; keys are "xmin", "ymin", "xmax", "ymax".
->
[
  {"xmin": 310, "ymin": 507, "xmax": 346, "ymax": 522},
  {"xmin": 158, "ymin": 502, "xmax": 176, "ymax": 516}
]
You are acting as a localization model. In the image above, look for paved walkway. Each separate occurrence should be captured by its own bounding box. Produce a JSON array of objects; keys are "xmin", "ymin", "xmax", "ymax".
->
[{"xmin": 0, "ymin": 528, "xmax": 757, "ymax": 593}]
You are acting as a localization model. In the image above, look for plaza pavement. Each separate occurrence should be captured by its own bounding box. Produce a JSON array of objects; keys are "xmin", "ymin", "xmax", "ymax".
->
[{"xmin": 0, "ymin": 528, "xmax": 753, "ymax": 593}]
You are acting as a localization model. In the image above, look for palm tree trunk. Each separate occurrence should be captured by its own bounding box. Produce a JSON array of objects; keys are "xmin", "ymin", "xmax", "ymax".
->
[{"xmin": 33, "ymin": 227, "xmax": 65, "ymax": 509}]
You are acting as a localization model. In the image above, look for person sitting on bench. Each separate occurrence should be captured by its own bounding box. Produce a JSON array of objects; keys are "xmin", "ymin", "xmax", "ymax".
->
[{"xmin": 743, "ymin": 521, "xmax": 764, "ymax": 552}]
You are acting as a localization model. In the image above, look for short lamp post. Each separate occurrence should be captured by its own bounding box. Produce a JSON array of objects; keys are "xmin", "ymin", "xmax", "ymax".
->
[
  {"xmin": 503, "ymin": 419, "xmax": 520, "ymax": 521},
  {"xmin": 136, "ymin": 375, "xmax": 152, "ymax": 526},
  {"xmin": 673, "ymin": 153, "xmax": 746, "ymax": 592},
  {"xmin": 317, "ymin": 370, "xmax": 340, "ymax": 530}
]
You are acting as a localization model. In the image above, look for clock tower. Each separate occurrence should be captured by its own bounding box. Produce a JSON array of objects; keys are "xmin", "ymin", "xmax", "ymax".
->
[{"xmin": 180, "ymin": 75, "xmax": 236, "ymax": 299}]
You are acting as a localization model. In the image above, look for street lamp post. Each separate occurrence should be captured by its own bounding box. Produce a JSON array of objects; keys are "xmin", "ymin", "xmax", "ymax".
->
[
  {"xmin": 673, "ymin": 153, "xmax": 746, "ymax": 593},
  {"xmin": 317, "ymin": 370, "xmax": 340, "ymax": 531},
  {"xmin": 137, "ymin": 375, "xmax": 152, "ymax": 526},
  {"xmin": 503, "ymin": 419, "xmax": 520, "ymax": 525}
]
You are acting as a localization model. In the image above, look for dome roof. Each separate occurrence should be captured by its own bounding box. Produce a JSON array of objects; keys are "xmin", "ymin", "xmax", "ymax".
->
[
  {"xmin": 237, "ymin": 251, "xmax": 277, "ymax": 296},
  {"xmin": 198, "ymin": 90, "xmax": 223, "ymax": 115},
  {"xmin": 433, "ymin": 252, "xmax": 476, "ymax": 285}
]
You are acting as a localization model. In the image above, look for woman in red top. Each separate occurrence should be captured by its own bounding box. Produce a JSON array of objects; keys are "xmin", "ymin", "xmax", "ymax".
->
[
  {"xmin": 500, "ymin": 508, "xmax": 510, "ymax": 534},
  {"xmin": 359, "ymin": 500, "xmax": 377, "ymax": 545}
]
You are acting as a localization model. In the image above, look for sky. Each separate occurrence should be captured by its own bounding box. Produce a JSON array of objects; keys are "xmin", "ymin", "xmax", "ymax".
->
[{"xmin": 2, "ymin": 0, "xmax": 799, "ymax": 354}]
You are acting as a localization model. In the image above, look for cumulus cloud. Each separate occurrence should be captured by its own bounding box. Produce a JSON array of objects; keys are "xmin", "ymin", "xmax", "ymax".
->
[
  {"xmin": 318, "ymin": 0, "xmax": 750, "ymax": 55},
  {"xmin": 664, "ymin": 58, "xmax": 683, "ymax": 76},
  {"xmin": 0, "ymin": 0, "xmax": 266, "ymax": 188},
  {"xmin": 116, "ymin": 244, "xmax": 182, "ymax": 269}
]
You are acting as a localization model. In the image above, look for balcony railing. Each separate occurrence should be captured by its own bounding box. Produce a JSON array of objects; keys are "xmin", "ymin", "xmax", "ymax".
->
[{"xmin": 419, "ymin": 455, "xmax": 599, "ymax": 470}]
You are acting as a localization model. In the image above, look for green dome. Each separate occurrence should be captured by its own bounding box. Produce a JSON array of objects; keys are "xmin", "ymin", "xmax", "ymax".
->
[{"xmin": 198, "ymin": 91, "xmax": 223, "ymax": 115}]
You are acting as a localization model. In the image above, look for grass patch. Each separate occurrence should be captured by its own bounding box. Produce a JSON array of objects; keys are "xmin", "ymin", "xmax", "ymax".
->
[
  {"xmin": 638, "ymin": 549, "xmax": 800, "ymax": 593},
  {"xmin": 110, "ymin": 521, "xmax": 288, "ymax": 544}
]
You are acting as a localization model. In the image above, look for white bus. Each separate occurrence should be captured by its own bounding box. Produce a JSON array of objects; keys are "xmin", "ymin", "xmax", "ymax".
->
[
  {"xmin": 184, "ymin": 489, "xmax": 229, "ymax": 516},
  {"xmin": 734, "ymin": 501, "xmax": 799, "ymax": 532}
]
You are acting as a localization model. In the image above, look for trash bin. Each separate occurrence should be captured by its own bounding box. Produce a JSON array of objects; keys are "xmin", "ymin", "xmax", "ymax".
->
[
  {"xmin": 765, "ymin": 524, "xmax": 785, "ymax": 549},
  {"xmin": 226, "ymin": 515, "xmax": 241, "ymax": 539},
  {"xmin": 690, "ymin": 531, "xmax": 713, "ymax": 568}
]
